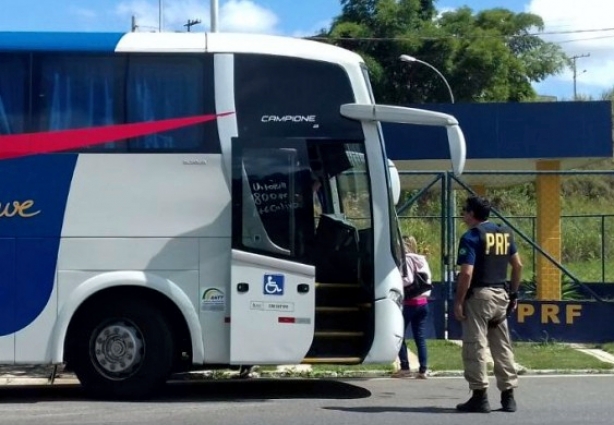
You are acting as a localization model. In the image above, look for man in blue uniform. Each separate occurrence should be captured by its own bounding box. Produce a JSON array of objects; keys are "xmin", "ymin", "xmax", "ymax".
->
[{"xmin": 454, "ymin": 195, "xmax": 523, "ymax": 413}]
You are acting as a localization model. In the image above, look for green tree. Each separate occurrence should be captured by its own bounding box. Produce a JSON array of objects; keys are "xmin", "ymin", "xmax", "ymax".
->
[{"xmin": 316, "ymin": 1, "xmax": 568, "ymax": 104}]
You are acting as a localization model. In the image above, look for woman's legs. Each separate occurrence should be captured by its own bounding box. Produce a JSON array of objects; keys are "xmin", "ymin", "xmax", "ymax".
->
[
  {"xmin": 409, "ymin": 304, "xmax": 429, "ymax": 374},
  {"xmin": 397, "ymin": 305, "xmax": 413, "ymax": 371}
]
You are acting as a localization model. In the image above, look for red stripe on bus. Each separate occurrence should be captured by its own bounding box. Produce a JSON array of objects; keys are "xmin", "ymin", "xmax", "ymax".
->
[
  {"xmin": 278, "ymin": 317, "xmax": 296, "ymax": 324},
  {"xmin": 0, "ymin": 112, "xmax": 234, "ymax": 160}
]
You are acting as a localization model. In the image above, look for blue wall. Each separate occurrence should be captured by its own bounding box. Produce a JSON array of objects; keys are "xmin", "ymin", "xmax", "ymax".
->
[
  {"xmin": 446, "ymin": 300, "xmax": 614, "ymax": 344},
  {"xmin": 405, "ymin": 285, "xmax": 614, "ymax": 343},
  {"xmin": 383, "ymin": 101, "xmax": 613, "ymax": 161}
]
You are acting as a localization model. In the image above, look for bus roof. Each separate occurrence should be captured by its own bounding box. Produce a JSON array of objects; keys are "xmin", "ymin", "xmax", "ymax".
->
[
  {"xmin": 0, "ymin": 32, "xmax": 124, "ymax": 52},
  {"xmin": 0, "ymin": 31, "xmax": 364, "ymax": 66}
]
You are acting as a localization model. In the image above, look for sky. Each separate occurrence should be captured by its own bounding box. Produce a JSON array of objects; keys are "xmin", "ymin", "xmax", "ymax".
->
[{"xmin": 0, "ymin": 0, "xmax": 612, "ymax": 101}]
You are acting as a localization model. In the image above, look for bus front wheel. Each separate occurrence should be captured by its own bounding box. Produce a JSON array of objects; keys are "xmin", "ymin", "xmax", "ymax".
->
[{"xmin": 70, "ymin": 299, "xmax": 174, "ymax": 399}]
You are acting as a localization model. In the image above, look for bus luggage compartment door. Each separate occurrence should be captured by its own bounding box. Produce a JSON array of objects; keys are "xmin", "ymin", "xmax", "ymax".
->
[{"xmin": 229, "ymin": 249, "xmax": 315, "ymax": 364}]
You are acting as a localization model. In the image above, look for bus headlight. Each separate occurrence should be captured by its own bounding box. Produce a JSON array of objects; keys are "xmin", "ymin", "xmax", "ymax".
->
[{"xmin": 387, "ymin": 289, "xmax": 403, "ymax": 309}]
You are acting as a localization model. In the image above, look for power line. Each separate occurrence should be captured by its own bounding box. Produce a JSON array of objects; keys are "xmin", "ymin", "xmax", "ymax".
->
[
  {"xmin": 310, "ymin": 26, "xmax": 614, "ymax": 42},
  {"xmin": 558, "ymin": 34, "xmax": 614, "ymax": 45}
]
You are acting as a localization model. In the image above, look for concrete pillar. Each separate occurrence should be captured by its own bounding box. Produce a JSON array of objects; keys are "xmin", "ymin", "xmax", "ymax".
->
[{"xmin": 535, "ymin": 160, "xmax": 562, "ymax": 300}]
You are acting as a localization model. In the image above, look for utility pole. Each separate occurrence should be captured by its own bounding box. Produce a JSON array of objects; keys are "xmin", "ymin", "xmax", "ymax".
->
[
  {"xmin": 131, "ymin": 15, "xmax": 137, "ymax": 32},
  {"xmin": 211, "ymin": 0, "xmax": 218, "ymax": 32},
  {"xmin": 570, "ymin": 53, "xmax": 590, "ymax": 100},
  {"xmin": 158, "ymin": 0, "xmax": 163, "ymax": 32},
  {"xmin": 184, "ymin": 19, "xmax": 202, "ymax": 32}
]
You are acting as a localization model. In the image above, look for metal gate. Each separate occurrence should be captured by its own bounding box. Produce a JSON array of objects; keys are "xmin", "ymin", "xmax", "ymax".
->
[{"xmin": 397, "ymin": 170, "xmax": 614, "ymax": 343}]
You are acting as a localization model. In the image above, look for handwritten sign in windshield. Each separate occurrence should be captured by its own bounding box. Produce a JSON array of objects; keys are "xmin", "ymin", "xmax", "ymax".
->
[{"xmin": 251, "ymin": 181, "xmax": 300, "ymax": 216}]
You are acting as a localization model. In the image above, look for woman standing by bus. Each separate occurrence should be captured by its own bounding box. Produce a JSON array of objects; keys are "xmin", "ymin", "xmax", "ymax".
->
[{"xmin": 392, "ymin": 236, "xmax": 432, "ymax": 379}]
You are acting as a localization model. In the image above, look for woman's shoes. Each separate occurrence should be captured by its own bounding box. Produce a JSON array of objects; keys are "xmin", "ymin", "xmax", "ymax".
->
[
  {"xmin": 391, "ymin": 369, "xmax": 413, "ymax": 378},
  {"xmin": 391, "ymin": 369, "xmax": 428, "ymax": 379}
]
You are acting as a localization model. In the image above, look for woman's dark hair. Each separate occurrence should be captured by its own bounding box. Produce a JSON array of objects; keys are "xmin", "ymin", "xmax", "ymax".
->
[{"xmin": 464, "ymin": 195, "xmax": 491, "ymax": 221}]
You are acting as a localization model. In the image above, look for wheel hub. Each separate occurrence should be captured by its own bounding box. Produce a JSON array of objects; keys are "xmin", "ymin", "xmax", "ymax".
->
[{"xmin": 93, "ymin": 323, "xmax": 143, "ymax": 375}]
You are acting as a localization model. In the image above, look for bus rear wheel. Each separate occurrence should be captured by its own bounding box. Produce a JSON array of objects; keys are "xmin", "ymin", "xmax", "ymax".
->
[{"xmin": 70, "ymin": 300, "xmax": 174, "ymax": 399}]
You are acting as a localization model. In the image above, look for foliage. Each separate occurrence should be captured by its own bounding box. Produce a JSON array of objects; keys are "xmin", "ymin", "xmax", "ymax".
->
[
  {"xmin": 397, "ymin": 170, "xmax": 614, "ymax": 287},
  {"xmin": 317, "ymin": 0, "xmax": 568, "ymax": 104},
  {"xmin": 520, "ymin": 279, "xmax": 582, "ymax": 301},
  {"xmin": 315, "ymin": 0, "xmax": 568, "ymax": 104}
]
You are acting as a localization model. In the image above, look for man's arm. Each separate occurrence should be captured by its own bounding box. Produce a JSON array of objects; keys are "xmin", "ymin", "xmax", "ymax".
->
[
  {"xmin": 454, "ymin": 233, "xmax": 477, "ymax": 321},
  {"xmin": 454, "ymin": 264, "xmax": 473, "ymax": 321},
  {"xmin": 506, "ymin": 252, "xmax": 523, "ymax": 315},
  {"xmin": 455, "ymin": 264, "xmax": 473, "ymax": 305},
  {"xmin": 508, "ymin": 253, "xmax": 523, "ymax": 294}
]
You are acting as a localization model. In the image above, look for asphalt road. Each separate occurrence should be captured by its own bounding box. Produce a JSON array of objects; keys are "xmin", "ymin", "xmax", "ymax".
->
[{"xmin": 0, "ymin": 374, "xmax": 611, "ymax": 425}]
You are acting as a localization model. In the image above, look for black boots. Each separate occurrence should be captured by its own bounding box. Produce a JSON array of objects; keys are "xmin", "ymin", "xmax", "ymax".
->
[
  {"xmin": 456, "ymin": 389, "xmax": 517, "ymax": 413},
  {"xmin": 456, "ymin": 389, "xmax": 491, "ymax": 413},
  {"xmin": 501, "ymin": 389, "xmax": 517, "ymax": 412}
]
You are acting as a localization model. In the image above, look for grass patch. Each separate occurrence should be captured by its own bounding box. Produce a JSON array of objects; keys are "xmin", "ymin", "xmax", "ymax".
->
[
  {"xmin": 513, "ymin": 342, "xmax": 613, "ymax": 370},
  {"xmin": 303, "ymin": 339, "xmax": 464, "ymax": 373},
  {"xmin": 406, "ymin": 339, "xmax": 464, "ymax": 371},
  {"xmin": 252, "ymin": 340, "xmax": 613, "ymax": 376},
  {"xmin": 591, "ymin": 342, "xmax": 614, "ymax": 355}
]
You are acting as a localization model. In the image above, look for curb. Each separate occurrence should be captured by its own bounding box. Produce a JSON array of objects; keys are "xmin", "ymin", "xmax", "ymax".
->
[
  {"xmin": 2, "ymin": 368, "xmax": 614, "ymax": 387},
  {"xmin": 0, "ymin": 376, "xmax": 80, "ymax": 386}
]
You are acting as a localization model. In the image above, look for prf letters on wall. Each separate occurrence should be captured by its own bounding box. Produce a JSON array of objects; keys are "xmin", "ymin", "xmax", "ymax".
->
[{"xmin": 516, "ymin": 303, "xmax": 582, "ymax": 325}]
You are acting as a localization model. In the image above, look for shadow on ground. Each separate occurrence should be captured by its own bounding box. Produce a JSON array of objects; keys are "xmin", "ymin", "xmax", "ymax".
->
[
  {"xmin": 323, "ymin": 406, "xmax": 459, "ymax": 414},
  {"xmin": 0, "ymin": 378, "xmax": 371, "ymax": 403}
]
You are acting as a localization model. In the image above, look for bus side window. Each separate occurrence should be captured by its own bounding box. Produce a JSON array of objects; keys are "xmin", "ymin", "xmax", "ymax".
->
[
  {"xmin": 0, "ymin": 54, "xmax": 27, "ymax": 136},
  {"xmin": 126, "ymin": 55, "xmax": 208, "ymax": 152},
  {"xmin": 33, "ymin": 54, "xmax": 125, "ymax": 151}
]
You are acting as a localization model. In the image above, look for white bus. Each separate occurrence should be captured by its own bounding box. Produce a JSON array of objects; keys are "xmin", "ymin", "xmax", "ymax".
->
[{"xmin": 0, "ymin": 31, "xmax": 465, "ymax": 398}]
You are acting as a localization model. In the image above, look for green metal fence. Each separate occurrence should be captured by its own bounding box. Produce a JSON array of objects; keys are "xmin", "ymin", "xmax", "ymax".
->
[{"xmin": 396, "ymin": 170, "xmax": 614, "ymax": 300}]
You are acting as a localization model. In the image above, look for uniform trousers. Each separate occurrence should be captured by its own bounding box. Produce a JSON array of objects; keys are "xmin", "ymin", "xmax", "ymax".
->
[{"xmin": 461, "ymin": 287, "xmax": 518, "ymax": 391}]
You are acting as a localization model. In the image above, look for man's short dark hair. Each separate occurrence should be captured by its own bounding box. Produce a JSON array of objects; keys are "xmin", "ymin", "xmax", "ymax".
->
[{"xmin": 464, "ymin": 195, "xmax": 491, "ymax": 221}]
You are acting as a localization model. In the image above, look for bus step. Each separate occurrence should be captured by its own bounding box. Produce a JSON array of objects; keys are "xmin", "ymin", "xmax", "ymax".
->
[
  {"xmin": 314, "ymin": 331, "xmax": 364, "ymax": 338},
  {"xmin": 315, "ymin": 283, "xmax": 370, "ymax": 307},
  {"xmin": 302, "ymin": 357, "xmax": 362, "ymax": 364},
  {"xmin": 316, "ymin": 306, "xmax": 360, "ymax": 312},
  {"xmin": 315, "ymin": 283, "xmax": 362, "ymax": 289},
  {"xmin": 315, "ymin": 308, "xmax": 366, "ymax": 332}
]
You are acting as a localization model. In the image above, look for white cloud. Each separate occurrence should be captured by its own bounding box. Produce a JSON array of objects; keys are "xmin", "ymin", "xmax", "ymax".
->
[
  {"xmin": 436, "ymin": 6, "xmax": 456, "ymax": 19},
  {"xmin": 527, "ymin": 0, "xmax": 614, "ymax": 91},
  {"xmin": 221, "ymin": 0, "xmax": 278, "ymax": 33},
  {"xmin": 114, "ymin": 0, "xmax": 279, "ymax": 33}
]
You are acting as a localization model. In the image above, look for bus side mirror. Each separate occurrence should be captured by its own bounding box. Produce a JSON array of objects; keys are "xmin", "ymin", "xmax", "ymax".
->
[
  {"xmin": 447, "ymin": 124, "xmax": 466, "ymax": 176},
  {"xmin": 340, "ymin": 103, "xmax": 467, "ymax": 177},
  {"xmin": 388, "ymin": 159, "xmax": 401, "ymax": 205}
]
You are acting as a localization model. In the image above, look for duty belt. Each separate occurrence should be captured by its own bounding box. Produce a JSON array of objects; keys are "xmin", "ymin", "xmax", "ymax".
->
[
  {"xmin": 466, "ymin": 282, "xmax": 508, "ymax": 299},
  {"xmin": 470, "ymin": 282, "xmax": 507, "ymax": 289}
]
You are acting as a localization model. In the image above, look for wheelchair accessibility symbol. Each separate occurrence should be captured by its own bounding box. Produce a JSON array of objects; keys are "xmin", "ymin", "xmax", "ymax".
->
[{"xmin": 263, "ymin": 274, "xmax": 284, "ymax": 296}]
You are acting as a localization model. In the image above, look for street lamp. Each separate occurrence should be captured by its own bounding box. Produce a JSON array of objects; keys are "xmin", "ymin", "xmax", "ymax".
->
[
  {"xmin": 399, "ymin": 54, "xmax": 455, "ymax": 104},
  {"xmin": 399, "ymin": 54, "xmax": 457, "ymax": 289}
]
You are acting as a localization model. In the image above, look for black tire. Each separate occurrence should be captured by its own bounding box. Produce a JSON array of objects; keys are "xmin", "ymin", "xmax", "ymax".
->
[{"xmin": 70, "ymin": 299, "xmax": 174, "ymax": 400}]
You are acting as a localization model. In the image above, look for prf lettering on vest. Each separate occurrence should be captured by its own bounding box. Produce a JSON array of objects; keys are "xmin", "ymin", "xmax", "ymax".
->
[
  {"xmin": 517, "ymin": 303, "xmax": 582, "ymax": 325},
  {"xmin": 485, "ymin": 232, "xmax": 510, "ymax": 255}
]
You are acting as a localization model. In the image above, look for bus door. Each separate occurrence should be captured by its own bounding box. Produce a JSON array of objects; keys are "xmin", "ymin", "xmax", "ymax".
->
[{"xmin": 229, "ymin": 137, "xmax": 316, "ymax": 364}]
